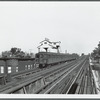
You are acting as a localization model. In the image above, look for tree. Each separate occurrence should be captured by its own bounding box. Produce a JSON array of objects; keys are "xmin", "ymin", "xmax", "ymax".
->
[
  {"xmin": 10, "ymin": 47, "xmax": 21, "ymax": 55},
  {"xmin": 91, "ymin": 41, "xmax": 100, "ymax": 59},
  {"xmin": 2, "ymin": 51, "xmax": 12, "ymax": 58},
  {"xmin": 2, "ymin": 47, "xmax": 34, "ymax": 58}
]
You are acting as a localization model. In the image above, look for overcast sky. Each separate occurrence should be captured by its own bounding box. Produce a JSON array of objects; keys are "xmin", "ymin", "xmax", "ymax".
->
[{"xmin": 0, "ymin": 2, "xmax": 100, "ymax": 55}]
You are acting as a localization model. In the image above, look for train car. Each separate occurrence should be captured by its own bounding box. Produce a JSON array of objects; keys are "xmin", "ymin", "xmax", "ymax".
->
[{"xmin": 35, "ymin": 52, "xmax": 79, "ymax": 68}]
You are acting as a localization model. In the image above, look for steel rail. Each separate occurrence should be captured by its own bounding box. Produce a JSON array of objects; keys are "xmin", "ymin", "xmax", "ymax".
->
[
  {"xmin": 89, "ymin": 64, "xmax": 98, "ymax": 94},
  {"xmin": 66, "ymin": 60, "xmax": 87, "ymax": 94},
  {"xmin": 44, "ymin": 58, "xmax": 87, "ymax": 94},
  {"xmin": 43, "ymin": 57, "xmax": 86, "ymax": 94},
  {"xmin": 34, "ymin": 60, "xmax": 82, "ymax": 94}
]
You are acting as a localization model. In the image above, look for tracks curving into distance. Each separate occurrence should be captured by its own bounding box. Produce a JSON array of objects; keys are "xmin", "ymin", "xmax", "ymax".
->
[
  {"xmin": 35, "ymin": 56, "xmax": 87, "ymax": 94},
  {"xmin": 0, "ymin": 56, "xmax": 90, "ymax": 94}
]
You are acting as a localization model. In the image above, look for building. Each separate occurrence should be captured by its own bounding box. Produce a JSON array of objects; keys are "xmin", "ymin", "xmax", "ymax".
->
[{"xmin": 37, "ymin": 38, "xmax": 61, "ymax": 53}]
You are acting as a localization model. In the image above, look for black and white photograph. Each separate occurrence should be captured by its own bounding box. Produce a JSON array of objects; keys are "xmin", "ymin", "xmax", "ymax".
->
[{"xmin": 0, "ymin": 1, "xmax": 100, "ymax": 95}]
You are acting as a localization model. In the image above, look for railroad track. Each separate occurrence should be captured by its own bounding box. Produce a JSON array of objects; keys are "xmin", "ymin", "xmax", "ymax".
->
[
  {"xmin": 0, "ymin": 59, "xmax": 79, "ymax": 94},
  {"xmin": 0, "ymin": 56, "xmax": 88, "ymax": 94},
  {"xmin": 12, "ymin": 56, "xmax": 84, "ymax": 80},
  {"xmin": 73, "ymin": 60, "xmax": 97, "ymax": 94},
  {"xmin": 2, "ymin": 60, "xmax": 72, "ymax": 85},
  {"xmin": 34, "ymin": 56, "xmax": 87, "ymax": 94},
  {"xmin": 12, "ymin": 60, "xmax": 76, "ymax": 79},
  {"xmin": 34, "ymin": 56, "xmax": 97, "ymax": 94}
]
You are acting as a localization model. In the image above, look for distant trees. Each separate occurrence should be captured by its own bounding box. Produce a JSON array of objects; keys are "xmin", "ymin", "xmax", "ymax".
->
[
  {"xmin": 10, "ymin": 47, "xmax": 25, "ymax": 58},
  {"xmin": 71, "ymin": 53, "xmax": 80, "ymax": 59},
  {"xmin": 91, "ymin": 42, "xmax": 100, "ymax": 60},
  {"xmin": 10, "ymin": 48, "xmax": 21, "ymax": 55},
  {"xmin": 2, "ymin": 51, "xmax": 12, "ymax": 58},
  {"xmin": 2, "ymin": 47, "xmax": 35, "ymax": 58}
]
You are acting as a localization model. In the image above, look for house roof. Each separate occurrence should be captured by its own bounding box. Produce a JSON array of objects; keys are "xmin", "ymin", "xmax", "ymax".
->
[{"xmin": 40, "ymin": 39, "xmax": 51, "ymax": 44}]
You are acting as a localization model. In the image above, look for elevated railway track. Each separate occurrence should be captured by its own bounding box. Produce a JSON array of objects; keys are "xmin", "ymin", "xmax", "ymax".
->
[
  {"xmin": 0, "ymin": 55, "xmax": 98, "ymax": 94},
  {"xmin": 35, "ymin": 56, "xmax": 88, "ymax": 94},
  {"xmin": 0, "ymin": 59, "xmax": 78, "ymax": 93}
]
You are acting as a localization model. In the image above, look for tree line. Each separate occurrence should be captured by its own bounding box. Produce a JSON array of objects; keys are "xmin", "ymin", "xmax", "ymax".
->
[
  {"xmin": 91, "ymin": 41, "xmax": 100, "ymax": 59},
  {"xmin": 2, "ymin": 47, "xmax": 34, "ymax": 58}
]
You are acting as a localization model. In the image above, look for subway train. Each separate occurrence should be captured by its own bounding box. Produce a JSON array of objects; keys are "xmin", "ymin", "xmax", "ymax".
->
[{"xmin": 35, "ymin": 52, "xmax": 79, "ymax": 68}]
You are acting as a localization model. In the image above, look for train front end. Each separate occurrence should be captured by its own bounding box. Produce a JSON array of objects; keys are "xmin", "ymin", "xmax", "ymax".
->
[{"xmin": 35, "ymin": 52, "xmax": 47, "ymax": 68}]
